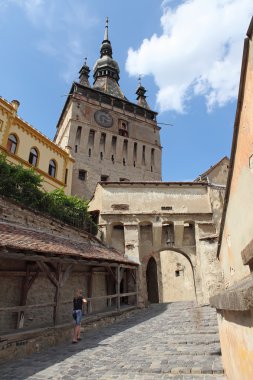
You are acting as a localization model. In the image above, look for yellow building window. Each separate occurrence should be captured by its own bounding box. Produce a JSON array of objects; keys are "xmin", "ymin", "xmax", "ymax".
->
[
  {"xmin": 48, "ymin": 159, "xmax": 57, "ymax": 178},
  {"xmin": 7, "ymin": 134, "xmax": 18, "ymax": 154},
  {"xmin": 29, "ymin": 148, "xmax": 39, "ymax": 167}
]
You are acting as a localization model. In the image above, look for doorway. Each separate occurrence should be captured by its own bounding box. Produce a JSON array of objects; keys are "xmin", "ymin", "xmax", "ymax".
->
[{"xmin": 146, "ymin": 257, "xmax": 159, "ymax": 303}]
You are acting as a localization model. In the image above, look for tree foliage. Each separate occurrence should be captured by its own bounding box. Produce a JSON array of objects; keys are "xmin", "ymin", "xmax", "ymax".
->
[{"xmin": 0, "ymin": 154, "xmax": 96, "ymax": 232}]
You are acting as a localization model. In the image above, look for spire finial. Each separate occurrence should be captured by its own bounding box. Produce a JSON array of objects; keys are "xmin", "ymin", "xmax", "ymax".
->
[
  {"xmin": 138, "ymin": 75, "xmax": 142, "ymax": 87},
  {"xmin": 104, "ymin": 16, "xmax": 109, "ymax": 41},
  {"xmin": 84, "ymin": 57, "xmax": 87, "ymax": 66}
]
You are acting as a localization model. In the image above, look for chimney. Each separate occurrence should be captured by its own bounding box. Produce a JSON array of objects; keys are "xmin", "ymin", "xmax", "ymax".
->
[{"xmin": 11, "ymin": 99, "xmax": 20, "ymax": 111}]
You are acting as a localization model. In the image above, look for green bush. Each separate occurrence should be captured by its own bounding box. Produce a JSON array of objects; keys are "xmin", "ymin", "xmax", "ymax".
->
[{"xmin": 0, "ymin": 154, "xmax": 96, "ymax": 232}]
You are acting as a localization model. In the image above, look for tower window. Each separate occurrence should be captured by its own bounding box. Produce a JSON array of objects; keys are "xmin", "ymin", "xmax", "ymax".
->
[
  {"xmin": 88, "ymin": 148, "xmax": 91, "ymax": 157},
  {"xmin": 100, "ymin": 152, "xmax": 103, "ymax": 160},
  {"xmin": 48, "ymin": 159, "xmax": 57, "ymax": 178},
  {"xmin": 29, "ymin": 148, "xmax": 39, "ymax": 167},
  {"xmin": 142, "ymin": 145, "xmax": 146, "ymax": 165},
  {"xmin": 100, "ymin": 133, "xmax": 106, "ymax": 152},
  {"xmin": 78, "ymin": 170, "xmax": 87, "ymax": 181},
  {"xmin": 119, "ymin": 120, "xmax": 128, "ymax": 137},
  {"xmin": 133, "ymin": 142, "xmax": 137, "ymax": 165},
  {"xmin": 111, "ymin": 155, "xmax": 115, "ymax": 164},
  {"xmin": 7, "ymin": 134, "xmax": 18, "ymax": 154},
  {"xmin": 65, "ymin": 169, "xmax": 68, "ymax": 185},
  {"xmin": 101, "ymin": 175, "xmax": 109, "ymax": 182},
  {"xmin": 75, "ymin": 126, "xmax": 82, "ymax": 145},
  {"xmin": 88, "ymin": 129, "xmax": 95, "ymax": 147},
  {"xmin": 175, "ymin": 270, "xmax": 180, "ymax": 277},
  {"xmin": 151, "ymin": 148, "xmax": 155, "ymax": 166},
  {"xmin": 112, "ymin": 136, "xmax": 117, "ymax": 154}
]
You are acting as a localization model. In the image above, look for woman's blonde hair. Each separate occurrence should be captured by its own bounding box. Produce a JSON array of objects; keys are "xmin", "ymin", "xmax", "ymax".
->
[{"xmin": 75, "ymin": 288, "xmax": 82, "ymax": 297}]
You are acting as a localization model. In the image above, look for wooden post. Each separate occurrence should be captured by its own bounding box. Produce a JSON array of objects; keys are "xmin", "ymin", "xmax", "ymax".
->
[
  {"xmin": 116, "ymin": 265, "xmax": 121, "ymax": 310},
  {"xmin": 87, "ymin": 267, "xmax": 93, "ymax": 314},
  {"xmin": 53, "ymin": 263, "xmax": 62, "ymax": 326},
  {"xmin": 17, "ymin": 263, "xmax": 39, "ymax": 329},
  {"xmin": 135, "ymin": 268, "xmax": 138, "ymax": 306},
  {"xmin": 37, "ymin": 261, "xmax": 74, "ymax": 326}
]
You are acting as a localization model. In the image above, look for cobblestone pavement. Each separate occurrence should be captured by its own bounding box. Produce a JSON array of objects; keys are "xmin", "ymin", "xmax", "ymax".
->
[{"xmin": 0, "ymin": 302, "xmax": 226, "ymax": 380}]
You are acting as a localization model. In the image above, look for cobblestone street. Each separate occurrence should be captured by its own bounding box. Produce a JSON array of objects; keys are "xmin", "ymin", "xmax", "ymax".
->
[{"xmin": 0, "ymin": 302, "xmax": 226, "ymax": 380}]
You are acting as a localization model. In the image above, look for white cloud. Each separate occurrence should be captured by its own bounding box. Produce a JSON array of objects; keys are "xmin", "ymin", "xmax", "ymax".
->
[{"xmin": 126, "ymin": 0, "xmax": 253, "ymax": 113}]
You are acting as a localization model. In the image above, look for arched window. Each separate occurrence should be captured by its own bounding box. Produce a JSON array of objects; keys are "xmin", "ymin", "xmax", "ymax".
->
[
  {"xmin": 7, "ymin": 134, "xmax": 18, "ymax": 154},
  {"xmin": 29, "ymin": 148, "xmax": 38, "ymax": 167},
  {"xmin": 48, "ymin": 159, "xmax": 56, "ymax": 177}
]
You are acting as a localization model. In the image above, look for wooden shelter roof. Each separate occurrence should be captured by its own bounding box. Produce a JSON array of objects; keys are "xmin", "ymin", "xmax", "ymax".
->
[{"xmin": 0, "ymin": 222, "xmax": 137, "ymax": 266}]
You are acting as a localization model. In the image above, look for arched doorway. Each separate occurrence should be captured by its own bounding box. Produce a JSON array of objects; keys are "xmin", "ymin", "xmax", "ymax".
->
[
  {"xmin": 146, "ymin": 257, "xmax": 159, "ymax": 303},
  {"xmin": 160, "ymin": 250, "xmax": 196, "ymax": 302}
]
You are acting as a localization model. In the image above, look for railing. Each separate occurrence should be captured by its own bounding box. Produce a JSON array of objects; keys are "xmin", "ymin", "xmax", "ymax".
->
[{"xmin": 0, "ymin": 291, "xmax": 138, "ymax": 335}]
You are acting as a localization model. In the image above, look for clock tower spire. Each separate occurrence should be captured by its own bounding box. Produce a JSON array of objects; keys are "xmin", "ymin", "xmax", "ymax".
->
[
  {"xmin": 93, "ymin": 17, "xmax": 125, "ymax": 99},
  {"xmin": 54, "ymin": 18, "xmax": 161, "ymax": 200}
]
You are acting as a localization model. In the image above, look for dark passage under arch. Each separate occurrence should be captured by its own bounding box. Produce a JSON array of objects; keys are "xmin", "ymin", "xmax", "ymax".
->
[{"xmin": 146, "ymin": 257, "xmax": 159, "ymax": 303}]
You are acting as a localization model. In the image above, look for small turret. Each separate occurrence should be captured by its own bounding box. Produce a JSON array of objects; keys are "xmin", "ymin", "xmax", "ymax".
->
[
  {"xmin": 136, "ymin": 77, "xmax": 150, "ymax": 109},
  {"xmin": 79, "ymin": 58, "xmax": 90, "ymax": 87}
]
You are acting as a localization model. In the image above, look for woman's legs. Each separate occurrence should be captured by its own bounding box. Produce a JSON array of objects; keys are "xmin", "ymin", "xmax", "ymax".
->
[
  {"xmin": 72, "ymin": 310, "xmax": 82, "ymax": 342},
  {"xmin": 77, "ymin": 325, "xmax": 81, "ymax": 339},
  {"xmin": 73, "ymin": 325, "xmax": 78, "ymax": 342}
]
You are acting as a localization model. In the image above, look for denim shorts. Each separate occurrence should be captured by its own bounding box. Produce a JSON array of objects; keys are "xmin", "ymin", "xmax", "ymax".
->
[{"xmin": 73, "ymin": 309, "xmax": 83, "ymax": 325}]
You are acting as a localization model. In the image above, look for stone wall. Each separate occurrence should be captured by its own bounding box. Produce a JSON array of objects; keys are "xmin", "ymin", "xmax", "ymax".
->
[{"xmin": 0, "ymin": 196, "xmax": 97, "ymax": 244}]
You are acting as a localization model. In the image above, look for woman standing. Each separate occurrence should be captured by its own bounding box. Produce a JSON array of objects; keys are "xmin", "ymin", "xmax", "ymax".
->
[{"xmin": 72, "ymin": 289, "xmax": 87, "ymax": 343}]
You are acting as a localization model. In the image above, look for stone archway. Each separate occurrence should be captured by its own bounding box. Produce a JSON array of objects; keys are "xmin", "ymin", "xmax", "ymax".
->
[
  {"xmin": 146, "ymin": 257, "xmax": 159, "ymax": 303},
  {"xmin": 160, "ymin": 249, "xmax": 196, "ymax": 302}
]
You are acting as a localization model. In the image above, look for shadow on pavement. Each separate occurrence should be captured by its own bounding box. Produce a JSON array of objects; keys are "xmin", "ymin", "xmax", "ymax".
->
[{"xmin": 0, "ymin": 303, "xmax": 173, "ymax": 379}]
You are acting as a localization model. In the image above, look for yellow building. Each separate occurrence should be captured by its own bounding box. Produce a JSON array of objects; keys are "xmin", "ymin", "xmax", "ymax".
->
[{"xmin": 0, "ymin": 97, "xmax": 74, "ymax": 195}]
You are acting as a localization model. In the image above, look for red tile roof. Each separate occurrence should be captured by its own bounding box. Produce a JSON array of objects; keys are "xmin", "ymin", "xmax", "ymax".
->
[{"xmin": 0, "ymin": 222, "xmax": 137, "ymax": 266}]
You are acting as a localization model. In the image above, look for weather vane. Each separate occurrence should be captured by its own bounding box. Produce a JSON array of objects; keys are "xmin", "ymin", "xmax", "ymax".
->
[{"xmin": 138, "ymin": 74, "xmax": 143, "ymax": 87}]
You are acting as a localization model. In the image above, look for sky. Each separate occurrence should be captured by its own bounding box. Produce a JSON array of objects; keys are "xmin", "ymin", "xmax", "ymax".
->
[{"xmin": 0, "ymin": 0, "xmax": 252, "ymax": 181}]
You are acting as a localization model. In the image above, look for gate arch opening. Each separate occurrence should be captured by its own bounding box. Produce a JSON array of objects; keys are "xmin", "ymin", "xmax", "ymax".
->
[
  {"xmin": 146, "ymin": 257, "xmax": 159, "ymax": 303},
  {"xmin": 160, "ymin": 249, "xmax": 196, "ymax": 302}
]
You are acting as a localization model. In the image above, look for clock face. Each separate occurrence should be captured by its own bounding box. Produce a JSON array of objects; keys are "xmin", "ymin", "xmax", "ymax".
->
[{"xmin": 94, "ymin": 110, "xmax": 113, "ymax": 128}]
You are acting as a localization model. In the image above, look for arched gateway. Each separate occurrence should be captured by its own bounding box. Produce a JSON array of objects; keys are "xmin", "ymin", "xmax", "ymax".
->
[
  {"xmin": 160, "ymin": 249, "xmax": 196, "ymax": 302},
  {"xmin": 146, "ymin": 257, "xmax": 159, "ymax": 303}
]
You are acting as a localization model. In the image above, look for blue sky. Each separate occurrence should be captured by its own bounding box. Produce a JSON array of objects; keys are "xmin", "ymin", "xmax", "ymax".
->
[{"xmin": 0, "ymin": 0, "xmax": 252, "ymax": 181}]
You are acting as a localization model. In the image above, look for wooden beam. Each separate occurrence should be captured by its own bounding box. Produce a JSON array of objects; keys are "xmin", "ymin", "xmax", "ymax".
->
[
  {"xmin": 61, "ymin": 264, "xmax": 74, "ymax": 287},
  {"xmin": 87, "ymin": 267, "xmax": 93, "ymax": 314},
  {"xmin": 106, "ymin": 266, "xmax": 117, "ymax": 282},
  {"xmin": 17, "ymin": 263, "xmax": 39, "ymax": 329},
  {"xmin": 53, "ymin": 263, "xmax": 62, "ymax": 325},
  {"xmin": 116, "ymin": 265, "xmax": 121, "ymax": 310},
  {"xmin": 131, "ymin": 269, "xmax": 137, "ymax": 284},
  {"xmin": 0, "ymin": 249, "xmax": 135, "ymax": 268},
  {"xmin": 0, "ymin": 302, "xmax": 55, "ymax": 312},
  {"xmin": 36, "ymin": 261, "xmax": 58, "ymax": 287}
]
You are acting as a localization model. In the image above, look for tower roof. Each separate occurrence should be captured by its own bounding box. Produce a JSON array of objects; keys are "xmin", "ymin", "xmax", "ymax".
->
[
  {"xmin": 79, "ymin": 57, "xmax": 90, "ymax": 87},
  {"xmin": 136, "ymin": 77, "xmax": 150, "ymax": 109},
  {"xmin": 93, "ymin": 17, "xmax": 125, "ymax": 99}
]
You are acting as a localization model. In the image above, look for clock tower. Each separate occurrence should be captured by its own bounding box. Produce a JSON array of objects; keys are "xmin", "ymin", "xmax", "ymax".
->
[{"xmin": 54, "ymin": 19, "xmax": 162, "ymax": 200}]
